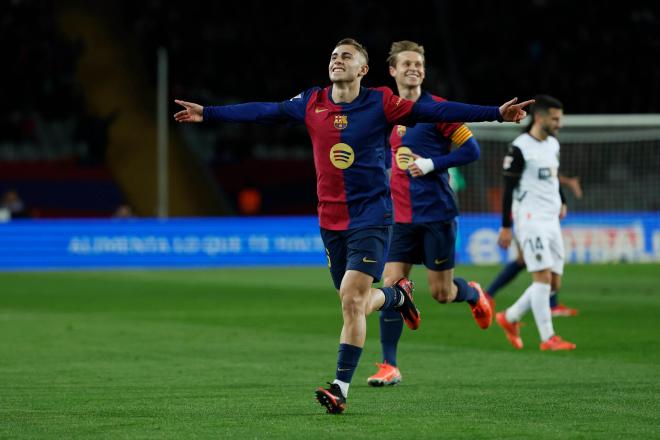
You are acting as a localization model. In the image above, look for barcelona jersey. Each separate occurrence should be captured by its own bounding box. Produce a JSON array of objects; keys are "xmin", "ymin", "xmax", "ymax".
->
[
  {"xmin": 278, "ymin": 86, "xmax": 417, "ymax": 230},
  {"xmin": 203, "ymin": 86, "xmax": 499, "ymax": 231},
  {"xmin": 390, "ymin": 92, "xmax": 474, "ymax": 223}
]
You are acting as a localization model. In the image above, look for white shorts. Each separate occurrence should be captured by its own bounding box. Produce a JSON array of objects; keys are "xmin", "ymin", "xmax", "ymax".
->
[{"xmin": 515, "ymin": 220, "xmax": 564, "ymax": 275}]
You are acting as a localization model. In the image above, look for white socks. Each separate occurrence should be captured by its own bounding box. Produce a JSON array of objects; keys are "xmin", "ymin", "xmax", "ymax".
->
[
  {"xmin": 505, "ymin": 284, "xmax": 534, "ymax": 323},
  {"xmin": 332, "ymin": 379, "xmax": 349, "ymax": 397},
  {"xmin": 506, "ymin": 282, "xmax": 555, "ymax": 342},
  {"xmin": 530, "ymin": 282, "xmax": 554, "ymax": 341}
]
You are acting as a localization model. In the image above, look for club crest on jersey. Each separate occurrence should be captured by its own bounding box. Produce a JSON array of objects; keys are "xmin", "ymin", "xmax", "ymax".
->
[
  {"xmin": 330, "ymin": 143, "xmax": 354, "ymax": 169},
  {"xmin": 396, "ymin": 125, "xmax": 406, "ymax": 137},
  {"xmin": 334, "ymin": 115, "xmax": 348, "ymax": 130},
  {"xmin": 395, "ymin": 146, "xmax": 414, "ymax": 170}
]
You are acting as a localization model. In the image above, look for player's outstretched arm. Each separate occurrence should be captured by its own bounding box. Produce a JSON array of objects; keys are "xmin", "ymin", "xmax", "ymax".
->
[
  {"xmin": 174, "ymin": 98, "xmax": 309, "ymax": 124},
  {"xmin": 499, "ymin": 98, "xmax": 535, "ymax": 123},
  {"xmin": 410, "ymin": 98, "xmax": 534, "ymax": 124},
  {"xmin": 174, "ymin": 100, "xmax": 204, "ymax": 123}
]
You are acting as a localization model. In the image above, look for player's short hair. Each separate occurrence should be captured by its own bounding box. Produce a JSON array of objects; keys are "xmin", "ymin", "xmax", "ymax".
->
[
  {"xmin": 387, "ymin": 40, "xmax": 425, "ymax": 67},
  {"xmin": 335, "ymin": 38, "xmax": 369, "ymax": 64},
  {"xmin": 526, "ymin": 94, "xmax": 563, "ymax": 132},
  {"xmin": 531, "ymin": 95, "xmax": 563, "ymax": 115}
]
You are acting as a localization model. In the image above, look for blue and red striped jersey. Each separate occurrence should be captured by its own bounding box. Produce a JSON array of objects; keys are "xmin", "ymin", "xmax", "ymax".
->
[
  {"xmin": 203, "ymin": 86, "xmax": 498, "ymax": 230},
  {"xmin": 284, "ymin": 86, "xmax": 415, "ymax": 230},
  {"xmin": 390, "ymin": 92, "xmax": 478, "ymax": 223}
]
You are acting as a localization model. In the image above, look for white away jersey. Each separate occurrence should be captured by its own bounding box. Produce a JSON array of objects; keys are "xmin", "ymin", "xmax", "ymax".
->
[{"xmin": 503, "ymin": 133, "xmax": 562, "ymax": 222}]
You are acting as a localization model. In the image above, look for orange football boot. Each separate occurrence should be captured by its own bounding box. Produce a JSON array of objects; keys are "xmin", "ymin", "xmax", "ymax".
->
[
  {"xmin": 468, "ymin": 281, "xmax": 493, "ymax": 329},
  {"xmin": 496, "ymin": 311, "xmax": 523, "ymax": 349},
  {"xmin": 540, "ymin": 335, "xmax": 576, "ymax": 351},
  {"xmin": 367, "ymin": 362, "xmax": 402, "ymax": 387},
  {"xmin": 551, "ymin": 303, "xmax": 579, "ymax": 317}
]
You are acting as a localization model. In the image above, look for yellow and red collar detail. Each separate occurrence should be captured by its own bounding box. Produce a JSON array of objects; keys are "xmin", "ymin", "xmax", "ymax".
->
[{"xmin": 450, "ymin": 124, "xmax": 473, "ymax": 147}]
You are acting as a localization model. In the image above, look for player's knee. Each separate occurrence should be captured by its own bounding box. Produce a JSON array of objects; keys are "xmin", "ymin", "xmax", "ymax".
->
[
  {"xmin": 532, "ymin": 270, "xmax": 552, "ymax": 284},
  {"xmin": 430, "ymin": 284, "xmax": 454, "ymax": 303},
  {"xmin": 339, "ymin": 288, "xmax": 368, "ymax": 316}
]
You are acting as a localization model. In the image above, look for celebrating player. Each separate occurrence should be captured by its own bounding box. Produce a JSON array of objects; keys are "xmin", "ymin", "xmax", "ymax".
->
[
  {"xmin": 495, "ymin": 95, "xmax": 576, "ymax": 351},
  {"xmin": 366, "ymin": 41, "xmax": 493, "ymax": 387},
  {"xmin": 174, "ymin": 38, "xmax": 533, "ymax": 413}
]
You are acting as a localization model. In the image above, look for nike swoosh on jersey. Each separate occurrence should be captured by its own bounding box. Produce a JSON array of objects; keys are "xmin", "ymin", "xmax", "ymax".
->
[
  {"xmin": 315, "ymin": 107, "xmax": 328, "ymax": 113},
  {"xmin": 362, "ymin": 257, "xmax": 377, "ymax": 263}
]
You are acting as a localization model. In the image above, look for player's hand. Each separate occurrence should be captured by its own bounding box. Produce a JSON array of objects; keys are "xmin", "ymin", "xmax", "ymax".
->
[
  {"xmin": 499, "ymin": 97, "xmax": 535, "ymax": 123},
  {"xmin": 562, "ymin": 176, "xmax": 583, "ymax": 199},
  {"xmin": 408, "ymin": 153, "xmax": 436, "ymax": 178},
  {"xmin": 174, "ymin": 99, "xmax": 204, "ymax": 123},
  {"xmin": 498, "ymin": 227, "xmax": 513, "ymax": 249},
  {"xmin": 408, "ymin": 153, "xmax": 424, "ymax": 178},
  {"xmin": 559, "ymin": 204, "xmax": 568, "ymax": 220}
]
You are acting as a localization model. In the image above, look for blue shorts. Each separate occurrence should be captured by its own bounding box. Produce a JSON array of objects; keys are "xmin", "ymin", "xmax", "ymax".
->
[
  {"xmin": 320, "ymin": 226, "xmax": 392, "ymax": 290},
  {"xmin": 387, "ymin": 220, "xmax": 456, "ymax": 271}
]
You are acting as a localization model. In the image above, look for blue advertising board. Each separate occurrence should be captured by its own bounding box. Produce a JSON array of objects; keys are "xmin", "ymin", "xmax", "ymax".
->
[{"xmin": 0, "ymin": 214, "xmax": 658, "ymax": 270}]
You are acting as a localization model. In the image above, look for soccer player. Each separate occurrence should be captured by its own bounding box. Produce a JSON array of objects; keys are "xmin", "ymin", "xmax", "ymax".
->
[
  {"xmin": 174, "ymin": 38, "xmax": 532, "ymax": 413},
  {"xmin": 495, "ymin": 95, "xmax": 576, "ymax": 351},
  {"xmin": 486, "ymin": 183, "xmax": 583, "ymax": 316},
  {"xmin": 366, "ymin": 41, "xmax": 493, "ymax": 387}
]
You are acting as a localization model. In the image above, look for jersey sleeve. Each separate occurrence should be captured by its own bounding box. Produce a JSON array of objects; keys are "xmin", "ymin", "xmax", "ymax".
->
[
  {"xmin": 202, "ymin": 88, "xmax": 316, "ymax": 124},
  {"xmin": 278, "ymin": 88, "xmax": 318, "ymax": 123},
  {"xmin": 431, "ymin": 96, "xmax": 463, "ymax": 137},
  {"xmin": 437, "ymin": 121, "xmax": 463, "ymax": 138},
  {"xmin": 429, "ymin": 126, "xmax": 481, "ymax": 171},
  {"xmin": 379, "ymin": 87, "xmax": 417, "ymax": 125},
  {"xmin": 502, "ymin": 144, "xmax": 525, "ymax": 177},
  {"xmin": 501, "ymin": 145, "xmax": 525, "ymax": 227},
  {"xmin": 411, "ymin": 100, "xmax": 502, "ymax": 124}
]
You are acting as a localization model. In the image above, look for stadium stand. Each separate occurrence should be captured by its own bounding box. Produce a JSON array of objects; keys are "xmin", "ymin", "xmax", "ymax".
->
[{"xmin": 2, "ymin": 0, "xmax": 658, "ymax": 217}]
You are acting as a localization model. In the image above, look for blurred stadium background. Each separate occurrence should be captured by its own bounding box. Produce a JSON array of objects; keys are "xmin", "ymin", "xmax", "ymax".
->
[
  {"xmin": 1, "ymin": 0, "xmax": 659, "ymax": 269},
  {"xmin": 1, "ymin": 1, "xmax": 660, "ymax": 438}
]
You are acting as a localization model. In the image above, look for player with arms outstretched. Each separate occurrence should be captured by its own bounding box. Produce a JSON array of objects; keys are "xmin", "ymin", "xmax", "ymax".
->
[
  {"xmin": 366, "ymin": 41, "xmax": 493, "ymax": 387},
  {"xmin": 174, "ymin": 38, "xmax": 532, "ymax": 413},
  {"xmin": 495, "ymin": 95, "xmax": 576, "ymax": 351}
]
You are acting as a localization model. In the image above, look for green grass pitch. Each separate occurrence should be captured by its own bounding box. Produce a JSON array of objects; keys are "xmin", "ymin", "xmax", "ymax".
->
[{"xmin": 1, "ymin": 264, "xmax": 659, "ymax": 439}]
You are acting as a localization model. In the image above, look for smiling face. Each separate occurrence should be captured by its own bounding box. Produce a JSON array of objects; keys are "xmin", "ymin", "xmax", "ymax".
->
[
  {"xmin": 389, "ymin": 50, "xmax": 425, "ymax": 89},
  {"xmin": 328, "ymin": 44, "xmax": 369, "ymax": 84}
]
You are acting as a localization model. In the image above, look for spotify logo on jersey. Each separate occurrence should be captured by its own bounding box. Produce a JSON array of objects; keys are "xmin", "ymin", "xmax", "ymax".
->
[
  {"xmin": 330, "ymin": 143, "xmax": 355, "ymax": 169},
  {"xmin": 395, "ymin": 146, "xmax": 414, "ymax": 170}
]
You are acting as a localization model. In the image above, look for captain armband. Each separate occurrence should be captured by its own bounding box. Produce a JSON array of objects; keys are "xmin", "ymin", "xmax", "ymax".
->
[{"xmin": 450, "ymin": 125, "xmax": 474, "ymax": 147}]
